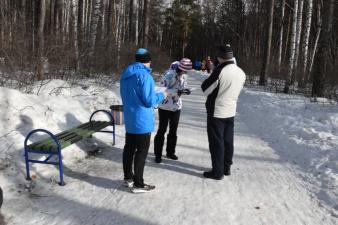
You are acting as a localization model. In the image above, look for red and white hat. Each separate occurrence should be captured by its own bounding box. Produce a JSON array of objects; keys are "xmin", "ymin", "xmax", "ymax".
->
[{"xmin": 178, "ymin": 58, "xmax": 192, "ymax": 71}]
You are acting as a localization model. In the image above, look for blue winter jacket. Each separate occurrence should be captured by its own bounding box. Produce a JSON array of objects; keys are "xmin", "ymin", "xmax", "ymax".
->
[{"xmin": 120, "ymin": 62, "xmax": 165, "ymax": 134}]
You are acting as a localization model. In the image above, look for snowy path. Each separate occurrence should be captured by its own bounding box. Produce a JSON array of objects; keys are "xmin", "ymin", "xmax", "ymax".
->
[{"xmin": 2, "ymin": 75, "xmax": 337, "ymax": 225}]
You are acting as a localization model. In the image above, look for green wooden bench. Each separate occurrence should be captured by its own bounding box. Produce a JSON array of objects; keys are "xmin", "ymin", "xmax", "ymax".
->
[{"xmin": 24, "ymin": 110, "xmax": 115, "ymax": 186}]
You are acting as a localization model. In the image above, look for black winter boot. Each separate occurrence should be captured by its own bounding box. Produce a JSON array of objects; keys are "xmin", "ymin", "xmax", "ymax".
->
[
  {"xmin": 203, "ymin": 171, "xmax": 224, "ymax": 180},
  {"xmin": 224, "ymin": 166, "xmax": 231, "ymax": 176},
  {"xmin": 154, "ymin": 135, "xmax": 164, "ymax": 163},
  {"xmin": 166, "ymin": 134, "xmax": 178, "ymax": 160}
]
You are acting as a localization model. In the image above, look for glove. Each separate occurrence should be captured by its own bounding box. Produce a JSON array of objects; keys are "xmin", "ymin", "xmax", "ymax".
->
[
  {"xmin": 177, "ymin": 89, "xmax": 191, "ymax": 96},
  {"xmin": 163, "ymin": 90, "xmax": 168, "ymax": 99}
]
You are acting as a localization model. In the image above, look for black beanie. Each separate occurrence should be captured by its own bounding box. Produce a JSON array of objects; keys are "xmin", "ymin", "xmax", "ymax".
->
[
  {"xmin": 135, "ymin": 48, "xmax": 152, "ymax": 63},
  {"xmin": 216, "ymin": 44, "xmax": 233, "ymax": 60}
]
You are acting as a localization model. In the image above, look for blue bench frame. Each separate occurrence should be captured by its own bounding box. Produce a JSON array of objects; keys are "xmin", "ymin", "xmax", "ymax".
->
[{"xmin": 24, "ymin": 110, "xmax": 115, "ymax": 186}]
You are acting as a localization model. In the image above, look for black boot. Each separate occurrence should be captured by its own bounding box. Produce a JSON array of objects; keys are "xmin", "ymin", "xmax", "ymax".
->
[
  {"xmin": 166, "ymin": 134, "xmax": 178, "ymax": 160},
  {"xmin": 154, "ymin": 135, "xmax": 164, "ymax": 163},
  {"xmin": 203, "ymin": 171, "xmax": 224, "ymax": 180},
  {"xmin": 224, "ymin": 166, "xmax": 231, "ymax": 176}
]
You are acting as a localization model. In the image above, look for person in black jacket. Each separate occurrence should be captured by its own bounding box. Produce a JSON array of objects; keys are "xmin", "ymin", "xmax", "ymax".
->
[{"xmin": 201, "ymin": 45, "xmax": 246, "ymax": 180}]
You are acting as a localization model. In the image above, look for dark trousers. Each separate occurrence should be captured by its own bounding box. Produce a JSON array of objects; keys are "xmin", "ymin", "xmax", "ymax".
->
[
  {"xmin": 123, "ymin": 133, "xmax": 151, "ymax": 187},
  {"xmin": 207, "ymin": 116, "xmax": 234, "ymax": 177},
  {"xmin": 154, "ymin": 108, "xmax": 181, "ymax": 157}
]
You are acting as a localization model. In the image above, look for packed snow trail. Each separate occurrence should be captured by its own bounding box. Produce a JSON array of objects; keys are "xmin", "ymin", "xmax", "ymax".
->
[{"xmin": 1, "ymin": 75, "xmax": 337, "ymax": 225}]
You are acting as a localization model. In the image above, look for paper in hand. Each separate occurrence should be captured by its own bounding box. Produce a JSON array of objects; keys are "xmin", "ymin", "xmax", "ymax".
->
[{"xmin": 155, "ymin": 86, "xmax": 167, "ymax": 93}]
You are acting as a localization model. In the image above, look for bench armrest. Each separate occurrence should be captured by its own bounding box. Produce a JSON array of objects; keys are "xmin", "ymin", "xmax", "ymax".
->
[
  {"xmin": 24, "ymin": 129, "xmax": 61, "ymax": 152},
  {"xmin": 89, "ymin": 110, "xmax": 115, "ymax": 125}
]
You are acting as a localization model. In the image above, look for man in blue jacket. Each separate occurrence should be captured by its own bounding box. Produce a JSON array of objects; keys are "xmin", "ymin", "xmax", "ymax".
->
[{"xmin": 120, "ymin": 48, "xmax": 166, "ymax": 193}]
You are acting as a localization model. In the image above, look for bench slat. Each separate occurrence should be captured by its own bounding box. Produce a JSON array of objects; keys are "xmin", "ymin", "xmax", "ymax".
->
[
  {"xmin": 29, "ymin": 122, "xmax": 97, "ymax": 150},
  {"xmin": 47, "ymin": 121, "xmax": 110, "ymax": 151},
  {"xmin": 28, "ymin": 121, "xmax": 111, "ymax": 152},
  {"xmin": 28, "ymin": 122, "xmax": 94, "ymax": 149},
  {"xmin": 43, "ymin": 121, "xmax": 108, "ymax": 150}
]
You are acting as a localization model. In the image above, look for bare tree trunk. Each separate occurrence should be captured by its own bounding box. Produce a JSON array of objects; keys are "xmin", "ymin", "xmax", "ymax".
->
[
  {"xmin": 283, "ymin": 12, "xmax": 291, "ymax": 62},
  {"xmin": 71, "ymin": 0, "xmax": 80, "ymax": 71},
  {"xmin": 312, "ymin": 0, "xmax": 335, "ymax": 97},
  {"xmin": 293, "ymin": 0, "xmax": 304, "ymax": 82},
  {"xmin": 55, "ymin": 0, "xmax": 64, "ymax": 44},
  {"xmin": 257, "ymin": 0, "xmax": 263, "ymax": 59},
  {"xmin": 182, "ymin": 23, "xmax": 187, "ymax": 57},
  {"xmin": 158, "ymin": 23, "xmax": 163, "ymax": 47},
  {"xmin": 300, "ymin": 0, "xmax": 313, "ymax": 83},
  {"xmin": 49, "ymin": 0, "xmax": 54, "ymax": 36},
  {"xmin": 32, "ymin": 1, "xmax": 36, "ymax": 53},
  {"xmin": 142, "ymin": 0, "xmax": 150, "ymax": 47},
  {"xmin": 88, "ymin": 0, "xmax": 102, "ymax": 69},
  {"xmin": 129, "ymin": 0, "xmax": 134, "ymax": 42},
  {"xmin": 106, "ymin": 0, "xmax": 115, "ymax": 71},
  {"xmin": 63, "ymin": 0, "xmax": 69, "ymax": 45},
  {"xmin": 121, "ymin": 0, "xmax": 127, "ymax": 43},
  {"xmin": 309, "ymin": 28, "xmax": 321, "ymax": 78},
  {"xmin": 277, "ymin": 0, "xmax": 285, "ymax": 73},
  {"xmin": 78, "ymin": 0, "xmax": 84, "ymax": 54},
  {"xmin": 284, "ymin": 0, "xmax": 299, "ymax": 93},
  {"xmin": 259, "ymin": 0, "xmax": 275, "ymax": 85},
  {"xmin": 85, "ymin": 0, "xmax": 92, "ymax": 46},
  {"xmin": 135, "ymin": 0, "xmax": 139, "ymax": 45},
  {"xmin": 37, "ymin": 0, "xmax": 46, "ymax": 80},
  {"xmin": 116, "ymin": 0, "xmax": 124, "ymax": 70},
  {"xmin": 20, "ymin": 0, "xmax": 26, "ymax": 64},
  {"xmin": 115, "ymin": 0, "xmax": 121, "ymax": 47},
  {"xmin": 99, "ymin": 0, "xmax": 106, "ymax": 42},
  {"xmin": 0, "ymin": 1, "xmax": 5, "ymax": 48},
  {"xmin": 24, "ymin": 1, "xmax": 31, "ymax": 53},
  {"xmin": 308, "ymin": 1, "xmax": 321, "ymax": 78}
]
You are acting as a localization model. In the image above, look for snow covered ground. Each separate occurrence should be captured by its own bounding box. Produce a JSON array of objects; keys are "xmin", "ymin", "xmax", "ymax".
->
[{"xmin": 0, "ymin": 71, "xmax": 337, "ymax": 225}]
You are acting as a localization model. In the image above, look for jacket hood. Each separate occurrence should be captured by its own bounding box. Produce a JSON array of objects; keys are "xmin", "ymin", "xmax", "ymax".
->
[{"xmin": 121, "ymin": 62, "xmax": 152, "ymax": 80}]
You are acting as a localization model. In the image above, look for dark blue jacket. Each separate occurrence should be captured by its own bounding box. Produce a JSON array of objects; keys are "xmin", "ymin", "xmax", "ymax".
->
[{"xmin": 120, "ymin": 62, "xmax": 165, "ymax": 134}]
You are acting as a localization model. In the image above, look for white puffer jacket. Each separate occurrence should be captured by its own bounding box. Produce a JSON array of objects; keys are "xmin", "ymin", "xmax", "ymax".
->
[
  {"xmin": 158, "ymin": 69, "xmax": 188, "ymax": 111},
  {"xmin": 201, "ymin": 61, "xmax": 246, "ymax": 118}
]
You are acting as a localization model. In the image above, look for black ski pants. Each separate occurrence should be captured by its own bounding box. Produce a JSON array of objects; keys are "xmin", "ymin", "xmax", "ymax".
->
[
  {"xmin": 154, "ymin": 108, "xmax": 181, "ymax": 157},
  {"xmin": 207, "ymin": 116, "xmax": 234, "ymax": 177},
  {"xmin": 123, "ymin": 133, "xmax": 151, "ymax": 187}
]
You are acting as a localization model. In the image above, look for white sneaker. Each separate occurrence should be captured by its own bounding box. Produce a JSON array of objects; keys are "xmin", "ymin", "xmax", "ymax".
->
[
  {"xmin": 123, "ymin": 179, "xmax": 133, "ymax": 188},
  {"xmin": 131, "ymin": 184, "xmax": 155, "ymax": 193}
]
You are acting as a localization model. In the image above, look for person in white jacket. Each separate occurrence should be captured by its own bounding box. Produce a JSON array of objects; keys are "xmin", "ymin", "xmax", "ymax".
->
[
  {"xmin": 154, "ymin": 58, "xmax": 192, "ymax": 163},
  {"xmin": 201, "ymin": 45, "xmax": 246, "ymax": 180}
]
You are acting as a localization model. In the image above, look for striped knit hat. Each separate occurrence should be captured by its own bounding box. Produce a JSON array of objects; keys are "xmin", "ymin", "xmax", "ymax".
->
[{"xmin": 178, "ymin": 58, "xmax": 192, "ymax": 71}]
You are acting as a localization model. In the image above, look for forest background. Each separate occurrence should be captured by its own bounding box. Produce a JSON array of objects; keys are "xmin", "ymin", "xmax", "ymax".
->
[{"xmin": 0, "ymin": 0, "xmax": 336, "ymax": 97}]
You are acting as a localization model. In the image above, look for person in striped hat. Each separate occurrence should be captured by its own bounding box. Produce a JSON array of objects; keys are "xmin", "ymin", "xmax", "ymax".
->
[{"xmin": 154, "ymin": 58, "xmax": 192, "ymax": 163}]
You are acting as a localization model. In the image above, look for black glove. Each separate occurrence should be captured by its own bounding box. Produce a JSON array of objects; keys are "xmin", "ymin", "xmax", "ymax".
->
[{"xmin": 177, "ymin": 89, "xmax": 191, "ymax": 96}]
